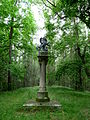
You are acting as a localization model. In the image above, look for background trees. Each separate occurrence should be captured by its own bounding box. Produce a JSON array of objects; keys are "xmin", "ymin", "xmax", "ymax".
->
[
  {"xmin": 43, "ymin": 1, "xmax": 90, "ymax": 91},
  {"xmin": 0, "ymin": 0, "xmax": 90, "ymax": 91}
]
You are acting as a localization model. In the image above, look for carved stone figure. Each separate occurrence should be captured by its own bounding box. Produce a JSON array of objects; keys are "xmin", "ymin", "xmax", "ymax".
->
[{"xmin": 38, "ymin": 37, "xmax": 49, "ymax": 51}]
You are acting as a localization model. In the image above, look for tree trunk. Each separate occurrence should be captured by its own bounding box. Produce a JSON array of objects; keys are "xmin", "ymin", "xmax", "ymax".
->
[
  {"xmin": 78, "ymin": 65, "xmax": 83, "ymax": 90},
  {"xmin": 8, "ymin": 17, "xmax": 14, "ymax": 91},
  {"xmin": 73, "ymin": 18, "xmax": 84, "ymax": 91}
]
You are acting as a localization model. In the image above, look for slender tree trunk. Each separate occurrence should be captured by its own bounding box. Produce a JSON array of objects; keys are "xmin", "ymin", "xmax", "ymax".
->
[
  {"xmin": 73, "ymin": 18, "xmax": 83, "ymax": 90},
  {"xmin": 73, "ymin": 18, "xmax": 88, "ymax": 90},
  {"xmin": 8, "ymin": 17, "xmax": 14, "ymax": 91}
]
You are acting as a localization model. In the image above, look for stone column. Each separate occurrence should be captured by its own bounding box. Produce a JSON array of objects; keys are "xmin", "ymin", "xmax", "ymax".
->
[{"xmin": 36, "ymin": 51, "xmax": 50, "ymax": 102}]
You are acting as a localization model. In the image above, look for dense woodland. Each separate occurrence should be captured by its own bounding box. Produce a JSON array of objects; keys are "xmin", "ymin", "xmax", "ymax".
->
[{"xmin": 0, "ymin": 0, "xmax": 90, "ymax": 91}]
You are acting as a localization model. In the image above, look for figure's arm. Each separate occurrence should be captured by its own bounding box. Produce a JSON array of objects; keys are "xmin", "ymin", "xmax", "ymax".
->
[{"xmin": 47, "ymin": 42, "xmax": 50, "ymax": 46}]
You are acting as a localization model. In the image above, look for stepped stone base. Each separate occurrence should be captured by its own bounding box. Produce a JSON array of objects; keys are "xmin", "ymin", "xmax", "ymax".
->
[{"xmin": 23, "ymin": 100, "xmax": 61, "ymax": 108}]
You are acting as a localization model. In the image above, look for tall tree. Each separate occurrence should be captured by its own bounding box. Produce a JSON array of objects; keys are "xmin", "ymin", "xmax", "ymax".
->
[
  {"xmin": 0, "ymin": 0, "xmax": 36, "ymax": 90},
  {"xmin": 44, "ymin": 8, "xmax": 90, "ymax": 90}
]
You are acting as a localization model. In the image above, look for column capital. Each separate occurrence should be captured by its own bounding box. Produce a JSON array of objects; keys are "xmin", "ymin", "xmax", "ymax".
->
[{"xmin": 38, "ymin": 51, "xmax": 48, "ymax": 65}]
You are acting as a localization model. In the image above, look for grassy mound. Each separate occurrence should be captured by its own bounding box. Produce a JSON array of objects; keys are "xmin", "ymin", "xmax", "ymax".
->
[{"xmin": 0, "ymin": 86, "xmax": 90, "ymax": 120}]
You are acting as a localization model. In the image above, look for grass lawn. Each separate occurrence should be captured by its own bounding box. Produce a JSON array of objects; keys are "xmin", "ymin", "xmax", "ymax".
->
[{"xmin": 0, "ymin": 86, "xmax": 90, "ymax": 120}]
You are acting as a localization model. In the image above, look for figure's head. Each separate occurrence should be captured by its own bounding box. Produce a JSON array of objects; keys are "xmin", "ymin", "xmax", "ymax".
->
[
  {"xmin": 40, "ymin": 38, "xmax": 43, "ymax": 44},
  {"xmin": 42, "ymin": 37, "xmax": 47, "ymax": 44}
]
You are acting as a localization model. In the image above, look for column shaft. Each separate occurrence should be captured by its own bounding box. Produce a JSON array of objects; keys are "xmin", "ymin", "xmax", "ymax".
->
[{"xmin": 39, "ymin": 60, "xmax": 46, "ymax": 92}]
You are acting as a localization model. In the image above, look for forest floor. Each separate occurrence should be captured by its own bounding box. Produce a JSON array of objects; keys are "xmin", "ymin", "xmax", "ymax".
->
[{"xmin": 0, "ymin": 86, "xmax": 90, "ymax": 120}]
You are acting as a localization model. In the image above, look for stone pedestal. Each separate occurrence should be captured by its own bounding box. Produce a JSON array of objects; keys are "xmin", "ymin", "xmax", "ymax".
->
[
  {"xmin": 36, "ymin": 51, "xmax": 50, "ymax": 102},
  {"xmin": 23, "ymin": 51, "xmax": 61, "ymax": 109}
]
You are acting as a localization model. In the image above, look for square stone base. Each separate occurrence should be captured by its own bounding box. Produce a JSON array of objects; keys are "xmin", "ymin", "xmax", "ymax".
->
[{"xmin": 36, "ymin": 91, "xmax": 50, "ymax": 102}]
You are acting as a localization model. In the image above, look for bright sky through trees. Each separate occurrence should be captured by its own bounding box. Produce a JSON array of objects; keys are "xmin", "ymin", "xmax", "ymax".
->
[{"xmin": 31, "ymin": 4, "xmax": 46, "ymax": 45}]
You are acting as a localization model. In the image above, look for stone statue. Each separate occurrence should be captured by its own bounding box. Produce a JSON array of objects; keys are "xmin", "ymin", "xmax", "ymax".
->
[{"xmin": 38, "ymin": 37, "xmax": 49, "ymax": 51}]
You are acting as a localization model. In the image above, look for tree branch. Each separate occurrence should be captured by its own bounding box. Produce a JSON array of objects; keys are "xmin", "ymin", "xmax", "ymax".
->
[
  {"xmin": 42, "ymin": 0, "xmax": 53, "ymax": 10},
  {"xmin": 42, "ymin": 0, "xmax": 66, "ymax": 19},
  {"xmin": 82, "ymin": 44, "xmax": 87, "ymax": 57},
  {"xmin": 46, "ymin": 0, "xmax": 56, "ymax": 7}
]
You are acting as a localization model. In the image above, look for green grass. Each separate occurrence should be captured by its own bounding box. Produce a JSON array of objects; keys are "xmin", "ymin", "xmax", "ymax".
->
[{"xmin": 0, "ymin": 86, "xmax": 90, "ymax": 120}]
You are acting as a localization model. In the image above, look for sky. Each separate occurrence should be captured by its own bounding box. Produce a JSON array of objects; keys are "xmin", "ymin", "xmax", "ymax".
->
[
  {"xmin": 31, "ymin": 4, "xmax": 46, "ymax": 45},
  {"xmin": 20, "ymin": 2, "xmax": 46, "ymax": 45}
]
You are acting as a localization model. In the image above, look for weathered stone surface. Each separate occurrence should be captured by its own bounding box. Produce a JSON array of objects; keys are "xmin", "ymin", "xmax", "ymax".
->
[
  {"xmin": 36, "ymin": 91, "xmax": 50, "ymax": 102},
  {"xmin": 36, "ymin": 51, "xmax": 50, "ymax": 102},
  {"xmin": 23, "ymin": 100, "xmax": 61, "ymax": 108}
]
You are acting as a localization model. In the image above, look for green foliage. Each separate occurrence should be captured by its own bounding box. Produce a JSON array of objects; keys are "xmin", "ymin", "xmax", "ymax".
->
[
  {"xmin": 43, "ymin": 0, "xmax": 90, "ymax": 28},
  {"xmin": 56, "ymin": 58, "xmax": 82, "ymax": 87},
  {"xmin": 44, "ymin": 11, "xmax": 56, "ymax": 44},
  {"xmin": 10, "ymin": 62, "xmax": 25, "ymax": 81}
]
